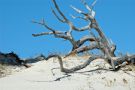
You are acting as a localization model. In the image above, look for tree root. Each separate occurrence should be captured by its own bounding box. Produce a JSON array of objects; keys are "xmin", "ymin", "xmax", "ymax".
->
[
  {"xmin": 46, "ymin": 54, "xmax": 105, "ymax": 73},
  {"xmin": 45, "ymin": 54, "xmax": 135, "ymax": 73}
]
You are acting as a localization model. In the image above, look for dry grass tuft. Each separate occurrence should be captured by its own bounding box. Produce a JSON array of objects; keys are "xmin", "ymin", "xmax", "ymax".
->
[{"xmin": 0, "ymin": 64, "xmax": 7, "ymax": 78}]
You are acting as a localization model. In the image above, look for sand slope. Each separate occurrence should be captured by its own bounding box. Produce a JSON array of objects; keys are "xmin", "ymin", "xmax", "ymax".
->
[{"xmin": 0, "ymin": 56, "xmax": 135, "ymax": 90}]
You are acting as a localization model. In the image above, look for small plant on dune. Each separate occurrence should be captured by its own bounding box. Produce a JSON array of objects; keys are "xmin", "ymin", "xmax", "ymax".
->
[{"xmin": 0, "ymin": 64, "xmax": 7, "ymax": 77}]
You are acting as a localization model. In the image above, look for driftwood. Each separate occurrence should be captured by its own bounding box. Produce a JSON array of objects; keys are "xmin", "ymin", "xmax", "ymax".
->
[
  {"xmin": 32, "ymin": 0, "xmax": 135, "ymax": 72},
  {"xmin": 46, "ymin": 54, "xmax": 104, "ymax": 73}
]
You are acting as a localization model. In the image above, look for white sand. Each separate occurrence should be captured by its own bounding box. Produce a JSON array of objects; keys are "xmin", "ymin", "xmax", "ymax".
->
[{"xmin": 0, "ymin": 56, "xmax": 135, "ymax": 90}]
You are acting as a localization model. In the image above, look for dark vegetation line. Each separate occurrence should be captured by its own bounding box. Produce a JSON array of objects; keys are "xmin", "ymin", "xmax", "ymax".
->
[{"xmin": 0, "ymin": 51, "xmax": 45, "ymax": 68}]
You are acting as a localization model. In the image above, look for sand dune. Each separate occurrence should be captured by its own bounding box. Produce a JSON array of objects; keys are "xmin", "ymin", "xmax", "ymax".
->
[{"xmin": 0, "ymin": 56, "xmax": 135, "ymax": 90}]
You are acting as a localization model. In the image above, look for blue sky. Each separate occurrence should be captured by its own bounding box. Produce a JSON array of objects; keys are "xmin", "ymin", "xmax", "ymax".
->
[{"xmin": 0, "ymin": 0, "xmax": 135, "ymax": 58}]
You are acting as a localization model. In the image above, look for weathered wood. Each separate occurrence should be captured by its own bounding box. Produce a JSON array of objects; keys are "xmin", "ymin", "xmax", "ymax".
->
[
  {"xmin": 46, "ymin": 54, "xmax": 103, "ymax": 73},
  {"xmin": 32, "ymin": 0, "xmax": 134, "ymax": 71},
  {"xmin": 65, "ymin": 44, "xmax": 99, "ymax": 58}
]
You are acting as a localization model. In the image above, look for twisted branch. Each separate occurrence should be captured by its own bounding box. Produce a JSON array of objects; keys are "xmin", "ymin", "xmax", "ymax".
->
[{"xmin": 46, "ymin": 54, "xmax": 103, "ymax": 73}]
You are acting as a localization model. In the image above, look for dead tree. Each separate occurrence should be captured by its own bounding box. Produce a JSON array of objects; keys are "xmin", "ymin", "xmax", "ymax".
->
[{"xmin": 32, "ymin": 0, "xmax": 135, "ymax": 72}]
